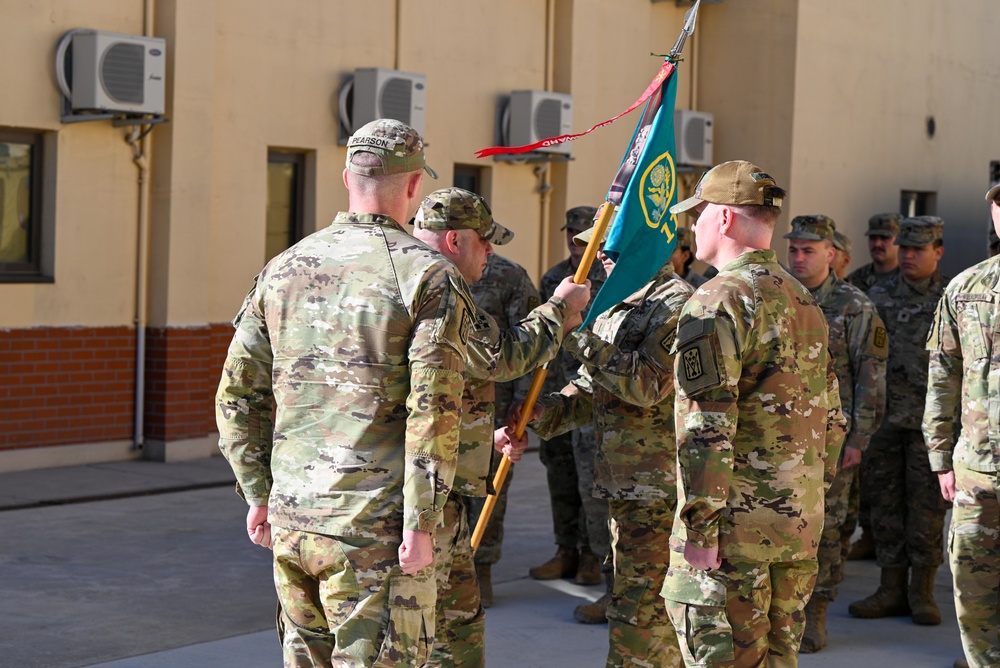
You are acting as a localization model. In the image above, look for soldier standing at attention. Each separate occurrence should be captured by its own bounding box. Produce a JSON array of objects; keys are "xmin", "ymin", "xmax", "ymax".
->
[
  {"xmin": 660, "ymin": 161, "xmax": 846, "ymax": 667},
  {"xmin": 847, "ymin": 212, "xmax": 904, "ymax": 291},
  {"xmin": 783, "ymin": 216, "xmax": 888, "ymax": 654},
  {"xmin": 670, "ymin": 226, "xmax": 709, "ymax": 288},
  {"xmin": 831, "ymin": 230, "xmax": 853, "ymax": 280},
  {"xmin": 216, "ymin": 119, "xmax": 470, "ymax": 667},
  {"xmin": 849, "ymin": 216, "xmax": 949, "ymax": 626},
  {"xmin": 923, "ymin": 185, "xmax": 1000, "ymax": 668},
  {"xmin": 517, "ymin": 223, "xmax": 693, "ymax": 665},
  {"xmin": 411, "ymin": 187, "xmax": 590, "ymax": 668},
  {"xmin": 464, "ymin": 252, "xmax": 542, "ymax": 608},
  {"xmin": 531, "ymin": 206, "xmax": 609, "ymax": 590}
]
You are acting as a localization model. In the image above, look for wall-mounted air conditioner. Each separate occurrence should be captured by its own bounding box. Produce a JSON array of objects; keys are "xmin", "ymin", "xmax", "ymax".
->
[
  {"xmin": 56, "ymin": 30, "xmax": 166, "ymax": 115},
  {"xmin": 339, "ymin": 67, "xmax": 427, "ymax": 139},
  {"xmin": 505, "ymin": 90, "xmax": 573, "ymax": 155},
  {"xmin": 674, "ymin": 109, "xmax": 713, "ymax": 167}
]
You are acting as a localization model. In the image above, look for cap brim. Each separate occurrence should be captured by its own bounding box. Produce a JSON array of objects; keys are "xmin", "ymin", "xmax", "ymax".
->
[
  {"xmin": 864, "ymin": 230, "xmax": 896, "ymax": 237},
  {"xmin": 986, "ymin": 184, "xmax": 1000, "ymax": 201},
  {"xmin": 572, "ymin": 225, "xmax": 610, "ymax": 247},
  {"xmin": 424, "ymin": 164, "xmax": 439, "ymax": 180},
  {"xmin": 783, "ymin": 232, "xmax": 825, "ymax": 241},
  {"xmin": 669, "ymin": 196, "xmax": 703, "ymax": 216},
  {"xmin": 484, "ymin": 220, "xmax": 514, "ymax": 245}
]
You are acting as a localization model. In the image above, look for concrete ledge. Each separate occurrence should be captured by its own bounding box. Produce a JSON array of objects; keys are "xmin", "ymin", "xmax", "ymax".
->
[
  {"xmin": 142, "ymin": 435, "xmax": 219, "ymax": 462},
  {"xmin": 0, "ymin": 440, "xmax": 141, "ymax": 474}
]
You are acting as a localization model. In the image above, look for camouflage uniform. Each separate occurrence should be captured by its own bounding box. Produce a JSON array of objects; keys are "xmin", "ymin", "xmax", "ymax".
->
[
  {"xmin": 464, "ymin": 253, "xmax": 541, "ymax": 567},
  {"xmin": 924, "ymin": 253, "xmax": 1000, "ymax": 667},
  {"xmin": 847, "ymin": 212, "xmax": 904, "ymax": 293},
  {"xmin": 661, "ymin": 249, "xmax": 846, "ymax": 667},
  {"xmin": 538, "ymin": 257, "xmax": 608, "ymax": 558},
  {"xmin": 531, "ymin": 263, "xmax": 693, "ymax": 667},
  {"xmin": 807, "ymin": 272, "xmax": 887, "ymax": 602},
  {"xmin": 217, "ymin": 211, "xmax": 471, "ymax": 667},
  {"xmin": 846, "ymin": 263, "xmax": 900, "ymax": 292},
  {"xmin": 864, "ymin": 266, "xmax": 949, "ymax": 571}
]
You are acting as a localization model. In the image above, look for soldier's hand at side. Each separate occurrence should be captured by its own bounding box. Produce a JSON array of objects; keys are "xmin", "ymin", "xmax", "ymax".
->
[
  {"xmin": 507, "ymin": 400, "xmax": 543, "ymax": 430},
  {"xmin": 494, "ymin": 426, "xmax": 528, "ymax": 463},
  {"xmin": 247, "ymin": 505, "xmax": 273, "ymax": 550},
  {"xmin": 937, "ymin": 470, "xmax": 956, "ymax": 503},
  {"xmin": 841, "ymin": 446, "xmax": 862, "ymax": 470},
  {"xmin": 399, "ymin": 529, "xmax": 434, "ymax": 574},
  {"xmin": 553, "ymin": 277, "xmax": 591, "ymax": 314},
  {"xmin": 684, "ymin": 542, "xmax": 721, "ymax": 571}
]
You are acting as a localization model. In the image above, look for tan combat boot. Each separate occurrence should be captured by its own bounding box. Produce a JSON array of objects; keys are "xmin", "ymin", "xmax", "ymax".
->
[
  {"xmin": 529, "ymin": 546, "xmax": 578, "ymax": 580},
  {"xmin": 799, "ymin": 596, "xmax": 829, "ymax": 653},
  {"xmin": 848, "ymin": 567, "xmax": 910, "ymax": 618},
  {"xmin": 574, "ymin": 548, "xmax": 602, "ymax": 585},
  {"xmin": 909, "ymin": 566, "xmax": 941, "ymax": 625},
  {"xmin": 847, "ymin": 529, "xmax": 876, "ymax": 560},
  {"xmin": 476, "ymin": 562, "xmax": 493, "ymax": 609},
  {"xmin": 573, "ymin": 593, "xmax": 610, "ymax": 624}
]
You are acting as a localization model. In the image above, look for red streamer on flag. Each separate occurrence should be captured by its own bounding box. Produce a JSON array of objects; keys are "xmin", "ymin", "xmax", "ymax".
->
[{"xmin": 474, "ymin": 59, "xmax": 677, "ymax": 159}]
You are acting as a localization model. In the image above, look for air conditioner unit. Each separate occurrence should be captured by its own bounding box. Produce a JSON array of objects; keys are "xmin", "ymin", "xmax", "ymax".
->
[
  {"xmin": 506, "ymin": 90, "xmax": 573, "ymax": 155},
  {"xmin": 674, "ymin": 109, "xmax": 713, "ymax": 167},
  {"xmin": 63, "ymin": 30, "xmax": 166, "ymax": 115},
  {"xmin": 346, "ymin": 67, "xmax": 427, "ymax": 137}
]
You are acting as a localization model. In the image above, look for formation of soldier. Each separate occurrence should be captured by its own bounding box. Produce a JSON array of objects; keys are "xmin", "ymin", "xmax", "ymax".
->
[{"xmin": 215, "ymin": 119, "xmax": 997, "ymax": 668}]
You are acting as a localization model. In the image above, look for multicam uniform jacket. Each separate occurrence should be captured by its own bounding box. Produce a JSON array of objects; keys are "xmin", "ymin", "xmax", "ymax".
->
[
  {"xmin": 529, "ymin": 263, "xmax": 693, "ymax": 500},
  {"xmin": 670, "ymin": 250, "xmax": 846, "ymax": 562},
  {"xmin": 868, "ymin": 269, "xmax": 949, "ymax": 430},
  {"xmin": 847, "ymin": 263, "xmax": 899, "ymax": 292},
  {"xmin": 540, "ymin": 257, "xmax": 607, "ymax": 392},
  {"xmin": 924, "ymin": 255, "xmax": 1000, "ymax": 473},
  {"xmin": 810, "ymin": 272, "xmax": 888, "ymax": 453},
  {"xmin": 216, "ymin": 212, "xmax": 472, "ymax": 536}
]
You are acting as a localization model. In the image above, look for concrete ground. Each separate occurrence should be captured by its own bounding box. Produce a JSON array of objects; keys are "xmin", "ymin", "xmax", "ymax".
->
[{"xmin": 0, "ymin": 452, "xmax": 966, "ymax": 668}]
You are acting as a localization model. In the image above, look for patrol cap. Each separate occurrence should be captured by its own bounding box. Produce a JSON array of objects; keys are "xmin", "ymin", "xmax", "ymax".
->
[
  {"xmin": 986, "ymin": 183, "xmax": 1000, "ymax": 202},
  {"xmin": 670, "ymin": 160, "xmax": 783, "ymax": 215},
  {"xmin": 676, "ymin": 226, "xmax": 695, "ymax": 249},
  {"xmin": 864, "ymin": 212, "xmax": 902, "ymax": 238},
  {"xmin": 833, "ymin": 230, "xmax": 852, "ymax": 254},
  {"xmin": 346, "ymin": 119, "xmax": 438, "ymax": 179},
  {"xmin": 414, "ymin": 187, "xmax": 513, "ymax": 245},
  {"xmin": 561, "ymin": 206, "xmax": 598, "ymax": 232},
  {"xmin": 895, "ymin": 216, "xmax": 944, "ymax": 247},
  {"xmin": 783, "ymin": 215, "xmax": 836, "ymax": 242},
  {"xmin": 572, "ymin": 224, "xmax": 609, "ymax": 247}
]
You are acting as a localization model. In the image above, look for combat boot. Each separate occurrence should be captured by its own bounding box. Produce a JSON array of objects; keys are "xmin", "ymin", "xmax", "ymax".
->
[
  {"xmin": 574, "ymin": 548, "xmax": 602, "ymax": 585},
  {"xmin": 847, "ymin": 529, "xmax": 876, "ymax": 560},
  {"xmin": 529, "ymin": 546, "xmax": 578, "ymax": 580},
  {"xmin": 476, "ymin": 562, "xmax": 493, "ymax": 609},
  {"xmin": 574, "ymin": 570, "xmax": 612, "ymax": 624},
  {"xmin": 848, "ymin": 567, "xmax": 910, "ymax": 618},
  {"xmin": 799, "ymin": 596, "xmax": 829, "ymax": 653},
  {"xmin": 909, "ymin": 566, "xmax": 941, "ymax": 625}
]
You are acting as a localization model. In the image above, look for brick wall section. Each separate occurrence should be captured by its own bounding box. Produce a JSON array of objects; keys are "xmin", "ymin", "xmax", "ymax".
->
[
  {"xmin": 0, "ymin": 324, "xmax": 233, "ymax": 450},
  {"xmin": 143, "ymin": 324, "xmax": 233, "ymax": 442},
  {"xmin": 0, "ymin": 326, "xmax": 136, "ymax": 449}
]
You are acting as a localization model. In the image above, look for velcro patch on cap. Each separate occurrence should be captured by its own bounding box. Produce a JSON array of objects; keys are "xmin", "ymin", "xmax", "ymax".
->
[
  {"xmin": 750, "ymin": 171, "xmax": 773, "ymax": 182},
  {"xmin": 348, "ymin": 135, "xmax": 400, "ymax": 149}
]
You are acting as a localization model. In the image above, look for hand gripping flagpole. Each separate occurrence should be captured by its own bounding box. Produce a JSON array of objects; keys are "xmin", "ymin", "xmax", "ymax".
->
[{"xmin": 470, "ymin": 0, "xmax": 702, "ymax": 554}]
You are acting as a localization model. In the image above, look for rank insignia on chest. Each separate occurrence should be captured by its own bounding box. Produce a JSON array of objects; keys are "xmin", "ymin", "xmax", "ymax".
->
[{"xmin": 683, "ymin": 347, "xmax": 703, "ymax": 380}]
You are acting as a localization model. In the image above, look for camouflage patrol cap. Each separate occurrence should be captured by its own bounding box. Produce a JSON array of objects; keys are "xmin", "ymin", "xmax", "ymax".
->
[
  {"xmin": 414, "ymin": 188, "xmax": 513, "ymax": 245},
  {"xmin": 864, "ymin": 212, "xmax": 902, "ymax": 238},
  {"xmin": 572, "ymin": 224, "xmax": 610, "ymax": 247},
  {"xmin": 986, "ymin": 183, "xmax": 1000, "ymax": 202},
  {"xmin": 833, "ymin": 230, "xmax": 852, "ymax": 254},
  {"xmin": 561, "ymin": 206, "xmax": 598, "ymax": 232},
  {"xmin": 346, "ymin": 119, "xmax": 439, "ymax": 179},
  {"xmin": 676, "ymin": 226, "xmax": 695, "ymax": 249},
  {"xmin": 783, "ymin": 214, "xmax": 836, "ymax": 242},
  {"xmin": 895, "ymin": 216, "xmax": 944, "ymax": 247},
  {"xmin": 670, "ymin": 160, "xmax": 783, "ymax": 214}
]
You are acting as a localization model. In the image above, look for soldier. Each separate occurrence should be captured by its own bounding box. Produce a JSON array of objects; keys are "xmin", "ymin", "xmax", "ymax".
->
[
  {"xmin": 849, "ymin": 216, "xmax": 949, "ymax": 626},
  {"xmin": 988, "ymin": 218, "xmax": 999, "ymax": 258},
  {"xmin": 846, "ymin": 212, "xmax": 904, "ymax": 560},
  {"xmin": 784, "ymin": 215, "xmax": 888, "ymax": 653},
  {"xmin": 831, "ymin": 229, "xmax": 852, "ymax": 279},
  {"xmin": 517, "ymin": 223, "xmax": 693, "ymax": 666},
  {"xmin": 670, "ymin": 226, "xmax": 709, "ymax": 288},
  {"xmin": 659, "ymin": 161, "xmax": 846, "ymax": 667},
  {"xmin": 923, "ymin": 186, "xmax": 1000, "ymax": 668},
  {"xmin": 531, "ymin": 206, "xmax": 609, "ymax": 591},
  {"xmin": 847, "ymin": 212, "xmax": 903, "ymax": 291},
  {"xmin": 216, "ymin": 119, "xmax": 469, "ymax": 666},
  {"xmin": 410, "ymin": 187, "xmax": 590, "ymax": 668},
  {"xmin": 464, "ymin": 252, "xmax": 541, "ymax": 608}
]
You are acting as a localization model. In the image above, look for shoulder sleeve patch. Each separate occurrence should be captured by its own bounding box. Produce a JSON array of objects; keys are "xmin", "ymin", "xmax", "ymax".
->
[
  {"xmin": 873, "ymin": 326, "xmax": 887, "ymax": 350},
  {"xmin": 675, "ymin": 315, "xmax": 724, "ymax": 395}
]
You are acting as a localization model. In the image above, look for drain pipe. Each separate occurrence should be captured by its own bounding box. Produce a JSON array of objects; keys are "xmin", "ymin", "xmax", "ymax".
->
[
  {"xmin": 537, "ymin": 0, "xmax": 556, "ymax": 279},
  {"xmin": 128, "ymin": 0, "xmax": 155, "ymax": 451}
]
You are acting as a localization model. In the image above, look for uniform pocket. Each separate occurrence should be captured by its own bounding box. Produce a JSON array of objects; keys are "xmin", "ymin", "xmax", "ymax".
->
[
  {"xmin": 662, "ymin": 564, "xmax": 735, "ymax": 665},
  {"xmin": 372, "ymin": 571, "xmax": 435, "ymax": 667},
  {"xmin": 607, "ymin": 580, "xmax": 647, "ymax": 626}
]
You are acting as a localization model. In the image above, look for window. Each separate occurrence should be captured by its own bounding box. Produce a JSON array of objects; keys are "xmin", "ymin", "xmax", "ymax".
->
[
  {"xmin": 0, "ymin": 130, "xmax": 46, "ymax": 280},
  {"xmin": 454, "ymin": 164, "xmax": 485, "ymax": 195},
  {"xmin": 266, "ymin": 151, "xmax": 306, "ymax": 263},
  {"xmin": 900, "ymin": 190, "xmax": 936, "ymax": 218}
]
